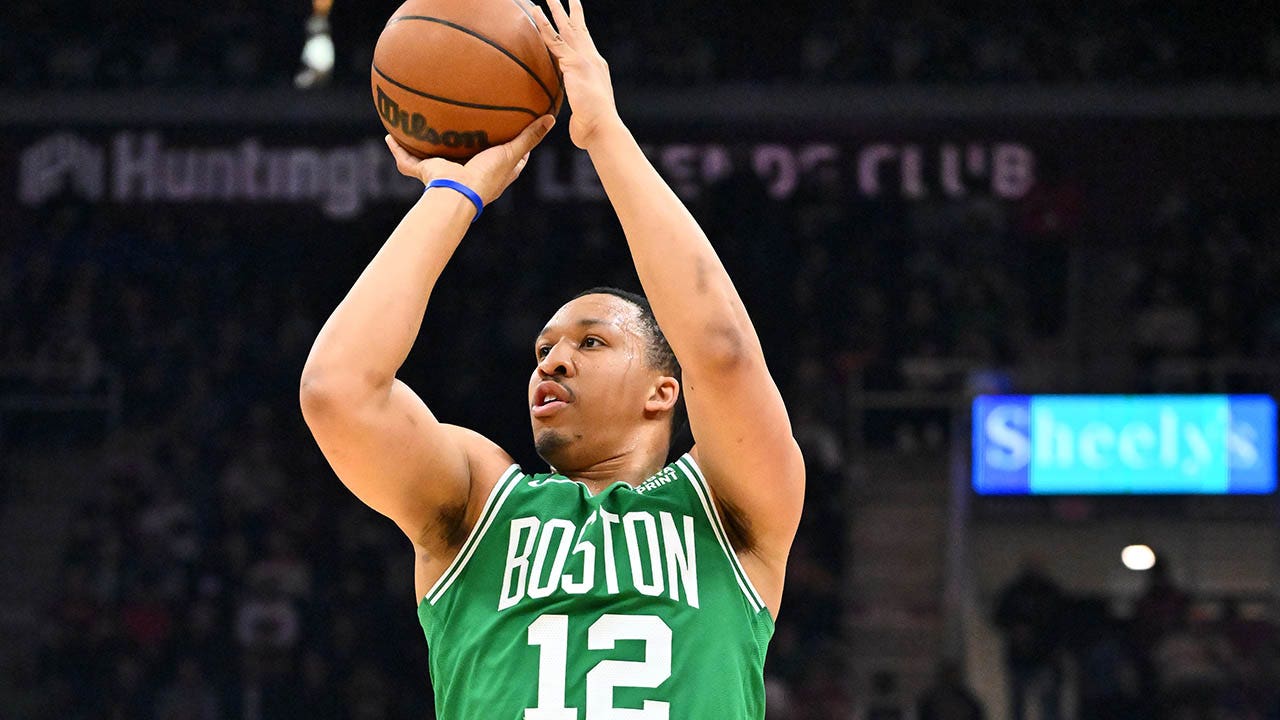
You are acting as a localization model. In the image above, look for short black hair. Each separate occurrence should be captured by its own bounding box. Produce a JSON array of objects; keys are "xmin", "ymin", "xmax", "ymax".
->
[{"xmin": 572, "ymin": 287, "xmax": 690, "ymax": 459}]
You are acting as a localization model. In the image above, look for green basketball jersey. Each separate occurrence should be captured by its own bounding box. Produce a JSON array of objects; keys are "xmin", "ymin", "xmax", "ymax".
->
[{"xmin": 417, "ymin": 453, "xmax": 775, "ymax": 719}]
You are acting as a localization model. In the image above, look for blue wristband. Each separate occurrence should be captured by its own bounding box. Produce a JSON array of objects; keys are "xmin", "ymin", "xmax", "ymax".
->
[{"xmin": 424, "ymin": 178, "xmax": 484, "ymax": 223}]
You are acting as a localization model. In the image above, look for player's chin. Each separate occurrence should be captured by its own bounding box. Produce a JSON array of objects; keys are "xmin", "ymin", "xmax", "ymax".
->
[{"xmin": 534, "ymin": 428, "xmax": 572, "ymax": 464}]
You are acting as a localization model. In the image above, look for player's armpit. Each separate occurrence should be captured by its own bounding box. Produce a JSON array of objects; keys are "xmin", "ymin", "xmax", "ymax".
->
[
  {"xmin": 300, "ymin": 377, "xmax": 511, "ymax": 549},
  {"xmin": 684, "ymin": 353, "xmax": 805, "ymax": 578}
]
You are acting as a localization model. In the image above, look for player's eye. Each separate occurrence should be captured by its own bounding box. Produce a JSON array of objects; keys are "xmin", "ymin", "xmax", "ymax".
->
[
  {"xmin": 582, "ymin": 336, "xmax": 604, "ymax": 348},
  {"xmin": 536, "ymin": 344, "xmax": 552, "ymax": 359}
]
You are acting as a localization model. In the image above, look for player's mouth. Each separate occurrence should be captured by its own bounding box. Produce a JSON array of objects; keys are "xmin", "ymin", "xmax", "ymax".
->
[{"xmin": 531, "ymin": 381, "xmax": 573, "ymax": 418}]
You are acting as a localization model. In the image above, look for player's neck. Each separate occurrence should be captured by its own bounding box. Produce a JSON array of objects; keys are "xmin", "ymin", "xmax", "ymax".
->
[{"xmin": 558, "ymin": 447, "xmax": 667, "ymax": 494}]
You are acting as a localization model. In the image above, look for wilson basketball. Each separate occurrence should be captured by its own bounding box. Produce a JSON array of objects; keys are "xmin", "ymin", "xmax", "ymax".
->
[{"xmin": 371, "ymin": 0, "xmax": 563, "ymax": 161}]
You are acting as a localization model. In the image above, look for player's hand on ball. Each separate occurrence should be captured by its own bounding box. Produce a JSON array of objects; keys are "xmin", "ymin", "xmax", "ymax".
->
[
  {"xmin": 384, "ymin": 115, "xmax": 555, "ymax": 205},
  {"xmin": 532, "ymin": 0, "xmax": 619, "ymax": 151}
]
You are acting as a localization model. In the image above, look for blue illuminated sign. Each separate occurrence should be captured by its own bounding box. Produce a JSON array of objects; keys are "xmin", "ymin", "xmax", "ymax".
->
[{"xmin": 972, "ymin": 395, "xmax": 1277, "ymax": 495}]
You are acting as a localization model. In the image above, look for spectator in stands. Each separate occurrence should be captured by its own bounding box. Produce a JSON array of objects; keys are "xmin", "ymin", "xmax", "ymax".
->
[
  {"xmin": 135, "ymin": 479, "xmax": 201, "ymax": 579},
  {"xmin": 1133, "ymin": 558, "xmax": 1192, "ymax": 659},
  {"xmin": 246, "ymin": 530, "xmax": 311, "ymax": 600},
  {"xmin": 1150, "ymin": 606, "xmax": 1235, "ymax": 719},
  {"xmin": 1071, "ymin": 598, "xmax": 1141, "ymax": 720},
  {"xmin": 233, "ymin": 576, "xmax": 300, "ymax": 676},
  {"xmin": 993, "ymin": 556, "xmax": 1067, "ymax": 720},
  {"xmin": 1217, "ymin": 599, "xmax": 1277, "ymax": 713},
  {"xmin": 218, "ymin": 435, "xmax": 287, "ymax": 526}
]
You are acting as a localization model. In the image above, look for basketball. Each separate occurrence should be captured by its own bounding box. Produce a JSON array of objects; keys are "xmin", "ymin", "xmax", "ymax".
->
[{"xmin": 371, "ymin": 0, "xmax": 563, "ymax": 161}]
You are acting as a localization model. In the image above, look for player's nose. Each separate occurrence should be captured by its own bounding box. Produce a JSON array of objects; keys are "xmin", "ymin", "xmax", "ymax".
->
[{"xmin": 536, "ymin": 341, "xmax": 576, "ymax": 378}]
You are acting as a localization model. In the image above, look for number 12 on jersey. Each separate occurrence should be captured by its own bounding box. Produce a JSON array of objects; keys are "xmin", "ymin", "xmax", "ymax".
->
[{"xmin": 525, "ymin": 613, "xmax": 673, "ymax": 720}]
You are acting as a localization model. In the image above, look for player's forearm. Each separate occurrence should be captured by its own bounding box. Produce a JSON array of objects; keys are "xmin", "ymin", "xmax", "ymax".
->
[
  {"xmin": 301, "ymin": 191, "xmax": 473, "ymax": 398},
  {"xmin": 587, "ymin": 120, "xmax": 761, "ymax": 368}
]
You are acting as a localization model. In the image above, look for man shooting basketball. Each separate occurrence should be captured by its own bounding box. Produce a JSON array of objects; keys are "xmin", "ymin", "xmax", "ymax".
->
[{"xmin": 300, "ymin": 1, "xmax": 804, "ymax": 716}]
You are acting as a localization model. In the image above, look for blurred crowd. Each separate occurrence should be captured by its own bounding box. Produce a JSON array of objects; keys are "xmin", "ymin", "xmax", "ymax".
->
[
  {"xmin": 992, "ymin": 559, "xmax": 1280, "ymax": 720},
  {"xmin": 3, "ymin": 0, "xmax": 1279, "ymax": 89}
]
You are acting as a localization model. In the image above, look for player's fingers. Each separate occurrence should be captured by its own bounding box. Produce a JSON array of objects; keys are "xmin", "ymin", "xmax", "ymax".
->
[
  {"xmin": 384, "ymin": 135, "xmax": 419, "ymax": 175},
  {"xmin": 567, "ymin": 0, "xmax": 589, "ymax": 34},
  {"xmin": 545, "ymin": 0, "xmax": 574, "ymax": 41},
  {"xmin": 566, "ymin": 0, "xmax": 600, "ymax": 54},
  {"xmin": 384, "ymin": 133, "xmax": 405, "ymax": 161},
  {"xmin": 531, "ymin": 5, "xmax": 570, "ymax": 57},
  {"xmin": 506, "ymin": 115, "xmax": 555, "ymax": 161}
]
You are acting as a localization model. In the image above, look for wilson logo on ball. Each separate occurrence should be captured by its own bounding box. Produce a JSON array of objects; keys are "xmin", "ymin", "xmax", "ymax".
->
[{"xmin": 376, "ymin": 86, "xmax": 491, "ymax": 150}]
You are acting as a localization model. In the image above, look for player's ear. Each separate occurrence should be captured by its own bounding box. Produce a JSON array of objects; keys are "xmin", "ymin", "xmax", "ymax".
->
[{"xmin": 644, "ymin": 376, "xmax": 679, "ymax": 415}]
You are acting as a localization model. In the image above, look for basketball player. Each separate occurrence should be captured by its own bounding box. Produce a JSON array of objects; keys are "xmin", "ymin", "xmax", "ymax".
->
[{"xmin": 299, "ymin": 0, "xmax": 804, "ymax": 716}]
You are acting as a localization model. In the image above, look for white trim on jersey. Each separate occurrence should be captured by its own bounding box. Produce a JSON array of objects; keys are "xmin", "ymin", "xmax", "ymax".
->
[
  {"xmin": 676, "ymin": 454, "xmax": 768, "ymax": 614},
  {"xmin": 423, "ymin": 464, "xmax": 523, "ymax": 606}
]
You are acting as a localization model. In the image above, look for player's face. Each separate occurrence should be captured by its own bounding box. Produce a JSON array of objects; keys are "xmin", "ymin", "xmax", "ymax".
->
[{"xmin": 529, "ymin": 294, "xmax": 667, "ymax": 469}]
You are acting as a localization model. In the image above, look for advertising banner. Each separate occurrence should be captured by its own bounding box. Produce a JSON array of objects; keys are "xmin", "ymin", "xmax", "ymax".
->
[
  {"xmin": 973, "ymin": 394, "xmax": 1277, "ymax": 495},
  {"xmin": 2, "ymin": 112, "xmax": 1277, "ymax": 237},
  {"xmin": 8, "ymin": 129, "xmax": 1039, "ymax": 220}
]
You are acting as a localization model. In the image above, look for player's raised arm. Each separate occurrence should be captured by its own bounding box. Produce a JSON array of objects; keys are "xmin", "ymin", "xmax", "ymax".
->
[
  {"xmin": 534, "ymin": 1, "xmax": 803, "ymax": 609},
  {"xmin": 299, "ymin": 119, "xmax": 553, "ymax": 549}
]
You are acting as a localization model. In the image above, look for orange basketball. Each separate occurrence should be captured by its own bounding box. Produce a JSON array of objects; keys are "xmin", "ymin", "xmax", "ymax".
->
[{"xmin": 371, "ymin": 0, "xmax": 564, "ymax": 161}]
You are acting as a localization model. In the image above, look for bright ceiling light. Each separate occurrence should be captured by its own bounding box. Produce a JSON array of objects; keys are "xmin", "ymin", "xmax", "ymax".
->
[{"xmin": 1122, "ymin": 544, "xmax": 1156, "ymax": 571}]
